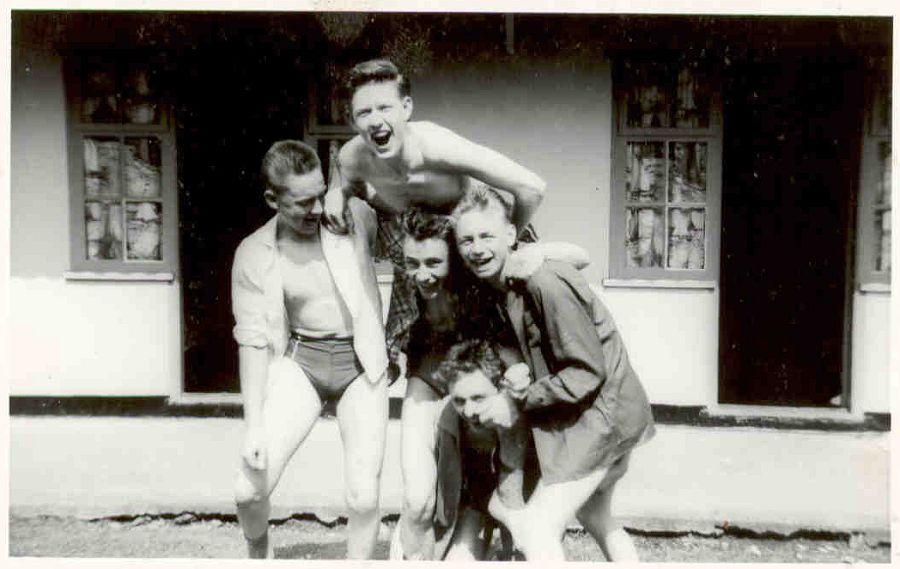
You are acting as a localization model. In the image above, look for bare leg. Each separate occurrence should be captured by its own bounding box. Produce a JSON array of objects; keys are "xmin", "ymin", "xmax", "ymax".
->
[
  {"xmin": 505, "ymin": 465, "xmax": 611, "ymax": 561},
  {"xmin": 336, "ymin": 372, "xmax": 389, "ymax": 559},
  {"xmin": 234, "ymin": 357, "xmax": 323, "ymax": 559},
  {"xmin": 444, "ymin": 509, "xmax": 490, "ymax": 561},
  {"xmin": 576, "ymin": 454, "xmax": 638, "ymax": 561},
  {"xmin": 392, "ymin": 376, "xmax": 444, "ymax": 559}
]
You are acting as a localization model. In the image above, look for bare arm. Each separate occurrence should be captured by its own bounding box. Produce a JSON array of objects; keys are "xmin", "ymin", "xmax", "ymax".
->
[
  {"xmin": 323, "ymin": 140, "xmax": 371, "ymax": 234},
  {"xmin": 422, "ymin": 123, "xmax": 546, "ymax": 232}
]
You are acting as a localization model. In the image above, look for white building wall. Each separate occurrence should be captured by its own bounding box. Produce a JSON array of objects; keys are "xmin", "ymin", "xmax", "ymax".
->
[{"xmin": 850, "ymin": 292, "xmax": 892, "ymax": 413}]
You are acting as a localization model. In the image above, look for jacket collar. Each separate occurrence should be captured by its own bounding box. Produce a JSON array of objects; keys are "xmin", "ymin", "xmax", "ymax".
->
[{"xmin": 252, "ymin": 214, "xmax": 280, "ymax": 250}]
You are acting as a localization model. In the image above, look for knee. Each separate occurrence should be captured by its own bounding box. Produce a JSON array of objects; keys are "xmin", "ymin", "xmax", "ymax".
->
[
  {"xmin": 402, "ymin": 484, "xmax": 436, "ymax": 524},
  {"xmin": 234, "ymin": 472, "xmax": 266, "ymax": 509},
  {"xmin": 345, "ymin": 481, "xmax": 380, "ymax": 516}
]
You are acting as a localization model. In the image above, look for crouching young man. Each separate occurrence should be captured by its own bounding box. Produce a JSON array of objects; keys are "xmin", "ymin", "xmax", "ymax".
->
[
  {"xmin": 428, "ymin": 339, "xmax": 534, "ymax": 561},
  {"xmin": 231, "ymin": 140, "xmax": 389, "ymax": 559}
]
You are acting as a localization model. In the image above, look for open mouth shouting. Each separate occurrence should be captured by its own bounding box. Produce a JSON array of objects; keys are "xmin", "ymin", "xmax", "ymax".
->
[{"xmin": 369, "ymin": 129, "xmax": 392, "ymax": 150}]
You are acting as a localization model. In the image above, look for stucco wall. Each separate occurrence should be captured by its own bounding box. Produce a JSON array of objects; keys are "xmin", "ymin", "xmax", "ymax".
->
[
  {"xmin": 10, "ymin": 43, "xmax": 182, "ymax": 396},
  {"xmin": 9, "ymin": 46, "xmax": 892, "ymax": 410},
  {"xmin": 850, "ymin": 291, "xmax": 892, "ymax": 413}
]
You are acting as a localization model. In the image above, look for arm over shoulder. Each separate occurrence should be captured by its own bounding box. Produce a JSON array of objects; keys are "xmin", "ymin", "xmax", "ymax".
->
[{"xmin": 520, "ymin": 262, "xmax": 607, "ymax": 411}]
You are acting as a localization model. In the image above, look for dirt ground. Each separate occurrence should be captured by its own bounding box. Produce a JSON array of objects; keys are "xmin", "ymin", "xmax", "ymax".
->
[{"xmin": 8, "ymin": 515, "xmax": 891, "ymax": 562}]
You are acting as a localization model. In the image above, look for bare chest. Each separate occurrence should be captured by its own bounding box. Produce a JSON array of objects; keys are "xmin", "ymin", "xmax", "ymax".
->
[
  {"xmin": 366, "ymin": 166, "xmax": 467, "ymax": 212},
  {"xmin": 277, "ymin": 240, "xmax": 339, "ymax": 303}
]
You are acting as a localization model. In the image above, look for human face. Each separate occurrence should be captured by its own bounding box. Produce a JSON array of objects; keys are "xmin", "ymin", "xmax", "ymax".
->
[
  {"xmin": 403, "ymin": 236, "xmax": 451, "ymax": 300},
  {"xmin": 350, "ymin": 81, "xmax": 412, "ymax": 160},
  {"xmin": 449, "ymin": 368, "xmax": 499, "ymax": 434},
  {"xmin": 265, "ymin": 170, "xmax": 326, "ymax": 236},
  {"xmin": 454, "ymin": 207, "xmax": 517, "ymax": 286}
]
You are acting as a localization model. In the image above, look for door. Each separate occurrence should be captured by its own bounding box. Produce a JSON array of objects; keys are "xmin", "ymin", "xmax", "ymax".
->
[
  {"xmin": 176, "ymin": 49, "xmax": 309, "ymax": 393},
  {"xmin": 719, "ymin": 50, "xmax": 864, "ymax": 406}
]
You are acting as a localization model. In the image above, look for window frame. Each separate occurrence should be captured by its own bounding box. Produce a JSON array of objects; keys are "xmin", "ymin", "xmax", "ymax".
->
[
  {"xmin": 608, "ymin": 57, "xmax": 723, "ymax": 282},
  {"xmin": 64, "ymin": 54, "xmax": 178, "ymax": 276},
  {"xmin": 855, "ymin": 57, "xmax": 891, "ymax": 289}
]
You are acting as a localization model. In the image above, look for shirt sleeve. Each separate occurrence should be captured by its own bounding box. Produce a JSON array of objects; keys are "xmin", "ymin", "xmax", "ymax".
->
[
  {"xmin": 521, "ymin": 265, "xmax": 607, "ymax": 411},
  {"xmin": 231, "ymin": 240, "xmax": 269, "ymax": 349}
]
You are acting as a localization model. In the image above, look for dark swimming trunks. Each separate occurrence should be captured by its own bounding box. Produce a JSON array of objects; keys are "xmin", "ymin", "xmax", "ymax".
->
[{"xmin": 284, "ymin": 333, "xmax": 364, "ymax": 402}]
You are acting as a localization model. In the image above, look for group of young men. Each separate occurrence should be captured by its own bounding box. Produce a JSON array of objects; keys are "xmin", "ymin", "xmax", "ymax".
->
[{"xmin": 231, "ymin": 58, "xmax": 654, "ymax": 560}]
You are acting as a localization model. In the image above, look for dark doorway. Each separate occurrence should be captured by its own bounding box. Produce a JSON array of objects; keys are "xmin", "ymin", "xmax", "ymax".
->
[
  {"xmin": 176, "ymin": 47, "xmax": 309, "ymax": 393},
  {"xmin": 719, "ymin": 50, "xmax": 864, "ymax": 406}
]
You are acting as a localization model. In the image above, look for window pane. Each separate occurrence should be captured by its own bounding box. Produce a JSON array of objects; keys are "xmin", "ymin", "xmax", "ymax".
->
[
  {"xmin": 669, "ymin": 142, "xmax": 708, "ymax": 203},
  {"xmin": 624, "ymin": 61, "xmax": 672, "ymax": 128},
  {"xmin": 877, "ymin": 141, "xmax": 891, "ymax": 207},
  {"xmin": 81, "ymin": 63, "xmax": 120, "ymax": 123},
  {"xmin": 625, "ymin": 207, "xmax": 665, "ymax": 268},
  {"xmin": 126, "ymin": 202, "xmax": 163, "ymax": 261},
  {"xmin": 85, "ymin": 202, "xmax": 123, "ymax": 260},
  {"xmin": 84, "ymin": 137, "xmax": 121, "ymax": 198},
  {"xmin": 122, "ymin": 65, "xmax": 160, "ymax": 125},
  {"xmin": 626, "ymin": 142, "xmax": 665, "ymax": 202},
  {"xmin": 875, "ymin": 209, "xmax": 891, "ymax": 273},
  {"xmin": 124, "ymin": 137, "xmax": 162, "ymax": 198},
  {"xmin": 668, "ymin": 208, "xmax": 705, "ymax": 269},
  {"xmin": 674, "ymin": 65, "xmax": 711, "ymax": 128}
]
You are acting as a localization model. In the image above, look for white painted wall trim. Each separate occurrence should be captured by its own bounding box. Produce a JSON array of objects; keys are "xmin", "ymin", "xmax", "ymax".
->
[
  {"xmin": 602, "ymin": 278, "xmax": 717, "ymax": 290},
  {"xmin": 64, "ymin": 271, "xmax": 175, "ymax": 282},
  {"xmin": 858, "ymin": 282, "xmax": 891, "ymax": 294}
]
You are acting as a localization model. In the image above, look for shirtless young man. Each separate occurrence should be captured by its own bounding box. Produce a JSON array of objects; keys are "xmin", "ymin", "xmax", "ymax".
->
[
  {"xmin": 322, "ymin": 58, "xmax": 548, "ymax": 378},
  {"xmin": 231, "ymin": 140, "xmax": 389, "ymax": 559}
]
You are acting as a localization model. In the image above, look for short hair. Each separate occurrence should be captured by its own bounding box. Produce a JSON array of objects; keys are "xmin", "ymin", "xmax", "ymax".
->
[
  {"xmin": 401, "ymin": 207, "xmax": 453, "ymax": 243},
  {"xmin": 451, "ymin": 182, "xmax": 513, "ymax": 223},
  {"xmin": 346, "ymin": 58, "xmax": 411, "ymax": 98},
  {"xmin": 261, "ymin": 140, "xmax": 321, "ymax": 194},
  {"xmin": 435, "ymin": 339, "xmax": 504, "ymax": 390}
]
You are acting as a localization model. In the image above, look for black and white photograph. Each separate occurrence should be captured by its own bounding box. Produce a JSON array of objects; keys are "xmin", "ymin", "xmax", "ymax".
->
[{"xmin": 4, "ymin": 6, "xmax": 896, "ymax": 563}]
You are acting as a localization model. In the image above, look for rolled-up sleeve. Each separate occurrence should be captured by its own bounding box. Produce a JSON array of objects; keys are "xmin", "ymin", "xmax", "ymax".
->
[
  {"xmin": 231, "ymin": 240, "xmax": 269, "ymax": 349},
  {"xmin": 522, "ymin": 267, "xmax": 607, "ymax": 411}
]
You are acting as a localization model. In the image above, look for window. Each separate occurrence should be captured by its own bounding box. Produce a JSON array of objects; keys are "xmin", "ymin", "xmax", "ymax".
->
[
  {"xmin": 857, "ymin": 57, "xmax": 891, "ymax": 289},
  {"xmin": 608, "ymin": 57, "xmax": 722, "ymax": 283},
  {"xmin": 65, "ymin": 54, "xmax": 177, "ymax": 277}
]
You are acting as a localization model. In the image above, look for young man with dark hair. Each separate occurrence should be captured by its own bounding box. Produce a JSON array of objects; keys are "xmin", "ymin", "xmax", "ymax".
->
[
  {"xmin": 427, "ymin": 339, "xmax": 530, "ymax": 560},
  {"xmin": 231, "ymin": 140, "xmax": 388, "ymax": 559}
]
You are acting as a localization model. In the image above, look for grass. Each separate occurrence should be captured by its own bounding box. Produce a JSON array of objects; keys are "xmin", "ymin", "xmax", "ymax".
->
[{"xmin": 9, "ymin": 515, "xmax": 892, "ymax": 562}]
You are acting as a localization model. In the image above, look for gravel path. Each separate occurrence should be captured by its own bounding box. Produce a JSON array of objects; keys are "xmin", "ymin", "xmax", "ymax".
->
[{"xmin": 9, "ymin": 515, "xmax": 891, "ymax": 562}]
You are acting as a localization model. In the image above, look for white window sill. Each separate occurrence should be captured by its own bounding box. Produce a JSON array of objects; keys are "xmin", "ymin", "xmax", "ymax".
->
[
  {"xmin": 858, "ymin": 282, "xmax": 891, "ymax": 293},
  {"xmin": 602, "ymin": 278, "xmax": 717, "ymax": 290},
  {"xmin": 64, "ymin": 271, "xmax": 175, "ymax": 282},
  {"xmin": 704, "ymin": 404, "xmax": 865, "ymax": 423},
  {"xmin": 170, "ymin": 392, "xmax": 242, "ymax": 405}
]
